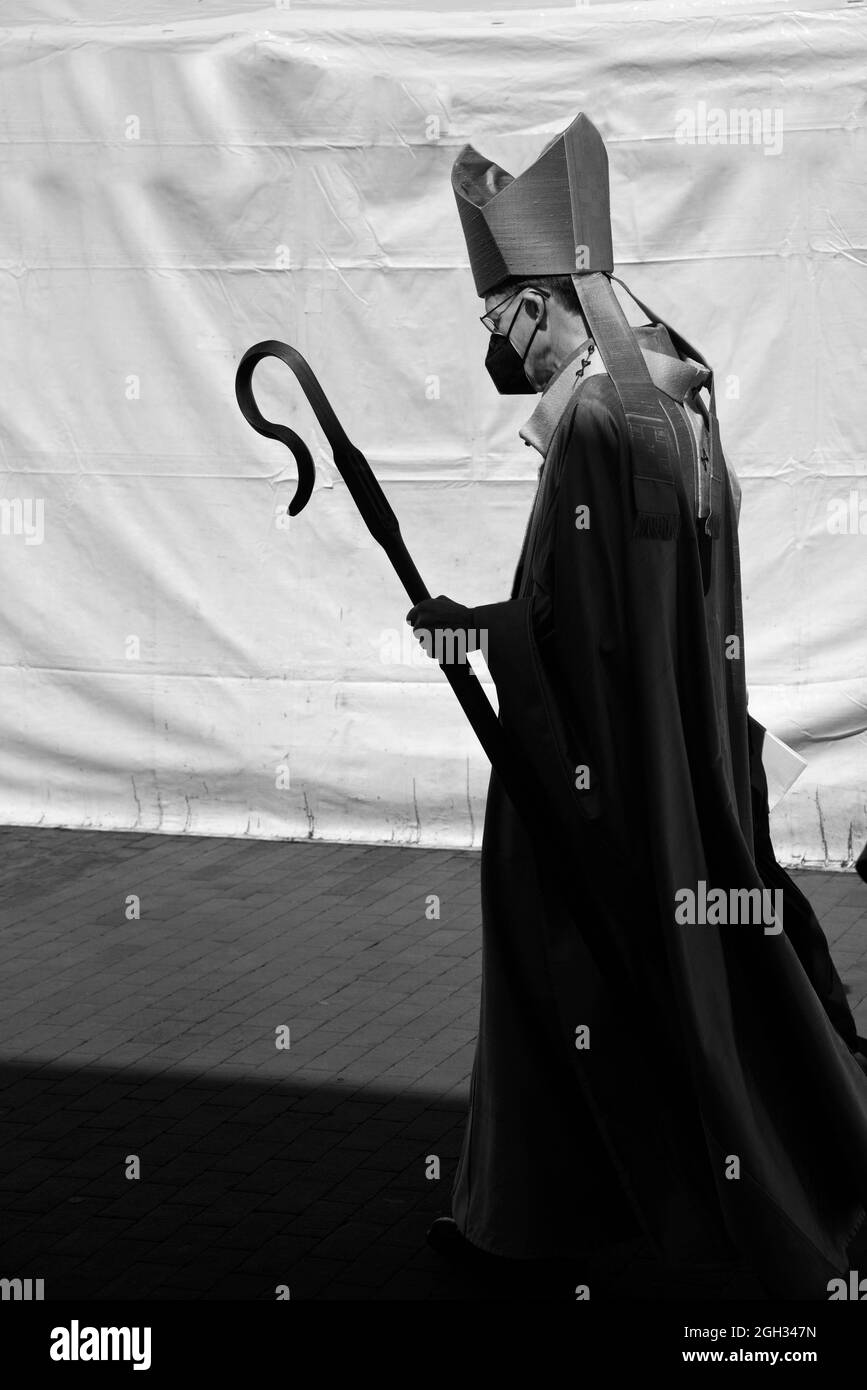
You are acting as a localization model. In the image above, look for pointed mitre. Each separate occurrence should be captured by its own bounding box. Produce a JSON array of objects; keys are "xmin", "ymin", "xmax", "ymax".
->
[{"xmin": 451, "ymin": 112, "xmax": 614, "ymax": 297}]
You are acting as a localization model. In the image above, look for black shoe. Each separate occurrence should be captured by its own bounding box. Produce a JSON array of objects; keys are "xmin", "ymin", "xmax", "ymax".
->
[{"xmin": 426, "ymin": 1216, "xmax": 482, "ymax": 1260}]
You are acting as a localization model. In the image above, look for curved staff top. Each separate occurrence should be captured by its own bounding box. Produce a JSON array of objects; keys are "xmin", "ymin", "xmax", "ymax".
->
[{"xmin": 451, "ymin": 111, "xmax": 724, "ymax": 540}]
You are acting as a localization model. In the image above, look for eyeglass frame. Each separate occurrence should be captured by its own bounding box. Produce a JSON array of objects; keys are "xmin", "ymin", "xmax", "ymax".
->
[{"xmin": 479, "ymin": 286, "xmax": 551, "ymax": 335}]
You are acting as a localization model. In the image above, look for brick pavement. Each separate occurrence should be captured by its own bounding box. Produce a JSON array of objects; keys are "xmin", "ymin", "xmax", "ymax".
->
[{"xmin": 0, "ymin": 826, "xmax": 865, "ymax": 1301}]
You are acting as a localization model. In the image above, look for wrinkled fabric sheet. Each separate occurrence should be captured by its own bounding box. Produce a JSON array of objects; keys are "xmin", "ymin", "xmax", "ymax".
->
[{"xmin": 0, "ymin": 1, "xmax": 864, "ymax": 860}]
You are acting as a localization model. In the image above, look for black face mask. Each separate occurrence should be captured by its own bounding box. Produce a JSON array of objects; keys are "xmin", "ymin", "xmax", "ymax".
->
[{"xmin": 485, "ymin": 300, "xmax": 541, "ymax": 394}]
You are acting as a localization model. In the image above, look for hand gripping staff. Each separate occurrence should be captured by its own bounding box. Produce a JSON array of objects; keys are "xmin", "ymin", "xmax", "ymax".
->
[{"xmin": 234, "ymin": 340, "xmax": 631, "ymax": 986}]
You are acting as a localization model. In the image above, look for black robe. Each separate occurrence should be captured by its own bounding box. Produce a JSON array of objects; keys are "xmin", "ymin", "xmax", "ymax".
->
[{"xmin": 451, "ymin": 344, "xmax": 867, "ymax": 1298}]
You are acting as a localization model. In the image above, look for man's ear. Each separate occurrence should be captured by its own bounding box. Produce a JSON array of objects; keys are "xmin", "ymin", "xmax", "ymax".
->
[{"xmin": 523, "ymin": 291, "xmax": 547, "ymax": 326}]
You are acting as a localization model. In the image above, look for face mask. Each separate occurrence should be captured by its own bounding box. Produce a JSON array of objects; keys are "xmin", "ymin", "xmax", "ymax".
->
[{"xmin": 485, "ymin": 298, "xmax": 542, "ymax": 394}]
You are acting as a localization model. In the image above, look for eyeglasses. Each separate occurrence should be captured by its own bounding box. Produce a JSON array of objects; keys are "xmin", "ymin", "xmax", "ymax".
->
[{"xmin": 479, "ymin": 286, "xmax": 551, "ymax": 335}]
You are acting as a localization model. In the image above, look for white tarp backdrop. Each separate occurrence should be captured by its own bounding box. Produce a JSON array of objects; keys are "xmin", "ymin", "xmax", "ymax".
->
[{"xmin": 1, "ymin": 2, "xmax": 865, "ymax": 862}]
